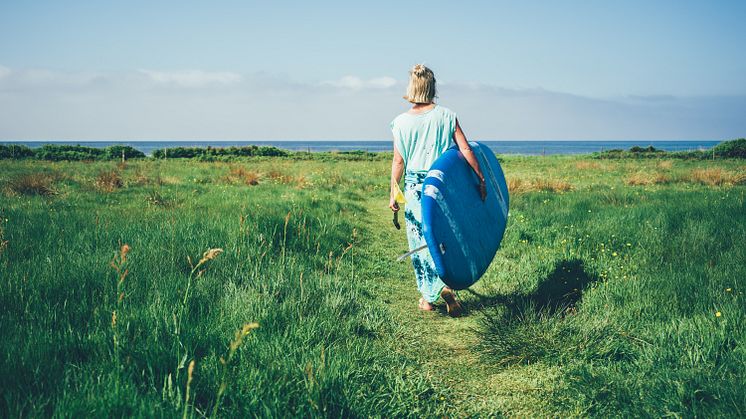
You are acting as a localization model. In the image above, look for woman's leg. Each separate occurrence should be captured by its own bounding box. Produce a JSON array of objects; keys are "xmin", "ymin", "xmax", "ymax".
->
[{"xmin": 404, "ymin": 183, "xmax": 447, "ymax": 307}]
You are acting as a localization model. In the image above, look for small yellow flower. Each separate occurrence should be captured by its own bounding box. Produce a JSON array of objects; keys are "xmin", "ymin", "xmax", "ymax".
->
[
  {"xmin": 612, "ymin": 252, "xmax": 618, "ymax": 257},
  {"xmin": 626, "ymin": 243, "xmax": 632, "ymax": 247},
  {"xmin": 726, "ymin": 288, "xmax": 732, "ymax": 292},
  {"xmin": 715, "ymin": 311, "xmax": 722, "ymax": 317}
]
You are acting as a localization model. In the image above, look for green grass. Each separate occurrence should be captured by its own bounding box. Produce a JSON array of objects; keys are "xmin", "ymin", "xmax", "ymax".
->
[{"xmin": 0, "ymin": 155, "xmax": 744, "ymax": 417}]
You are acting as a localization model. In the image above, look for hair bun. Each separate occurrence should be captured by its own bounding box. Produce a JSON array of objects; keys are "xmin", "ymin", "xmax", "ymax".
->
[{"xmin": 412, "ymin": 64, "xmax": 428, "ymax": 76}]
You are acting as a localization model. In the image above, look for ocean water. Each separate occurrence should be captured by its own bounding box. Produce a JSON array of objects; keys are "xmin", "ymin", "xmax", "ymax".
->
[{"xmin": 1, "ymin": 140, "xmax": 721, "ymax": 156}]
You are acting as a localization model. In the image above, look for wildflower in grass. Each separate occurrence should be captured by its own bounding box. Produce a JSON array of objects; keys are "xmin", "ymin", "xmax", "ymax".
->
[
  {"xmin": 726, "ymin": 288, "xmax": 732, "ymax": 292},
  {"xmin": 626, "ymin": 243, "xmax": 632, "ymax": 247},
  {"xmin": 716, "ymin": 311, "xmax": 722, "ymax": 317},
  {"xmin": 612, "ymin": 252, "xmax": 618, "ymax": 257}
]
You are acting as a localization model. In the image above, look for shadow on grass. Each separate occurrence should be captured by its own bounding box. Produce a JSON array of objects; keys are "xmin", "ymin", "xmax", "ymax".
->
[
  {"xmin": 461, "ymin": 259, "xmax": 599, "ymax": 317},
  {"xmin": 467, "ymin": 260, "xmax": 616, "ymax": 367}
]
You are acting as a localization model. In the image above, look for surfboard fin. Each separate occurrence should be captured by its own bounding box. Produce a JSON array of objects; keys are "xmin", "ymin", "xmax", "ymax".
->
[{"xmin": 396, "ymin": 244, "xmax": 428, "ymax": 262}]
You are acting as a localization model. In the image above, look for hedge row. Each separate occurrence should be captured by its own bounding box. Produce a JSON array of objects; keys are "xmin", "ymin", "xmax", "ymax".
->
[
  {"xmin": 594, "ymin": 138, "xmax": 746, "ymax": 159},
  {"xmin": 151, "ymin": 145, "xmax": 289, "ymax": 158},
  {"xmin": 0, "ymin": 144, "xmax": 145, "ymax": 161}
]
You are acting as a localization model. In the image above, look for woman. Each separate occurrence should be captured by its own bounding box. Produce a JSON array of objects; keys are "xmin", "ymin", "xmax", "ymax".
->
[{"xmin": 389, "ymin": 64, "xmax": 486, "ymax": 317}]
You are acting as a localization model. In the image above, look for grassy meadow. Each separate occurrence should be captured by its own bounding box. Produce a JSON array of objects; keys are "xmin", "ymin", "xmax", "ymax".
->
[{"xmin": 0, "ymin": 153, "xmax": 744, "ymax": 417}]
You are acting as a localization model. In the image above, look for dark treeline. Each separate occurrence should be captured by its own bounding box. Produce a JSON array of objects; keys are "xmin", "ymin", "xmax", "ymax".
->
[
  {"xmin": 594, "ymin": 138, "xmax": 746, "ymax": 159},
  {"xmin": 3, "ymin": 138, "xmax": 744, "ymax": 161},
  {"xmin": 0, "ymin": 144, "xmax": 145, "ymax": 161},
  {"xmin": 151, "ymin": 145, "xmax": 289, "ymax": 159}
]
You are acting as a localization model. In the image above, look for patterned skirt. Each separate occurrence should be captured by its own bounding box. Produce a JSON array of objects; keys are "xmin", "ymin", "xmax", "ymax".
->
[{"xmin": 403, "ymin": 171, "xmax": 447, "ymax": 303}]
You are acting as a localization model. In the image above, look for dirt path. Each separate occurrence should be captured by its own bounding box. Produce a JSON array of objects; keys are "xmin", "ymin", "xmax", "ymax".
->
[{"xmin": 362, "ymin": 204, "xmax": 557, "ymax": 416}]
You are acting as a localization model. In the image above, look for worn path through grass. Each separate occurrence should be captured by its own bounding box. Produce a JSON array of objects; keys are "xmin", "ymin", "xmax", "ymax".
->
[{"xmin": 361, "ymin": 201, "xmax": 553, "ymax": 417}]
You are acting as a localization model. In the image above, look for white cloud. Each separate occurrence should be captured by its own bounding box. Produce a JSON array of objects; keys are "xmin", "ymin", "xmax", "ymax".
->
[
  {"xmin": 138, "ymin": 69, "xmax": 242, "ymax": 87},
  {"xmin": 322, "ymin": 75, "xmax": 397, "ymax": 89},
  {"xmin": 0, "ymin": 66, "xmax": 744, "ymax": 140}
]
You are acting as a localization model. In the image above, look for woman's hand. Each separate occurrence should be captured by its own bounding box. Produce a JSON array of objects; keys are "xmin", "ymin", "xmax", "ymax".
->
[
  {"xmin": 453, "ymin": 119, "xmax": 486, "ymax": 202},
  {"xmin": 389, "ymin": 196, "xmax": 400, "ymax": 212}
]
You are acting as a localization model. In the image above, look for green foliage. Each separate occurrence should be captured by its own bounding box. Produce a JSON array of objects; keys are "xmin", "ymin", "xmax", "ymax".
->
[
  {"xmin": 713, "ymin": 138, "xmax": 746, "ymax": 158},
  {"xmin": 4, "ymin": 172, "xmax": 58, "ymax": 196},
  {"xmin": 104, "ymin": 145, "xmax": 146, "ymax": 160},
  {"xmin": 0, "ymin": 156, "xmax": 743, "ymax": 417},
  {"xmin": 476, "ymin": 175, "xmax": 745, "ymax": 416},
  {"xmin": 0, "ymin": 144, "xmax": 145, "ymax": 161},
  {"xmin": 33, "ymin": 144, "xmax": 106, "ymax": 161},
  {"xmin": 595, "ymin": 139, "xmax": 746, "ymax": 160},
  {"xmin": 152, "ymin": 145, "xmax": 289, "ymax": 159},
  {"xmin": 0, "ymin": 144, "xmax": 35, "ymax": 159},
  {"xmin": 0, "ymin": 159, "xmax": 443, "ymax": 417},
  {"xmin": 628, "ymin": 145, "xmax": 662, "ymax": 153}
]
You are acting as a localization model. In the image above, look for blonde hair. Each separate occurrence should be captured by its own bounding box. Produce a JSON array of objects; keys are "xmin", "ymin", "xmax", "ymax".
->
[{"xmin": 403, "ymin": 64, "xmax": 436, "ymax": 104}]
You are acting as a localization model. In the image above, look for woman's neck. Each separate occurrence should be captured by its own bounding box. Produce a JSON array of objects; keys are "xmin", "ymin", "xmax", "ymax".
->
[{"xmin": 408, "ymin": 103, "xmax": 436, "ymax": 114}]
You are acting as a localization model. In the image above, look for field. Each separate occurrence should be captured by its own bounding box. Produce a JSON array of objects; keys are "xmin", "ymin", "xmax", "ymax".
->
[{"xmin": 1, "ymin": 154, "xmax": 744, "ymax": 417}]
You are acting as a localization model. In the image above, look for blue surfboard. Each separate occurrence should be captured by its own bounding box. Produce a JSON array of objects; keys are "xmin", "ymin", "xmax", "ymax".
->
[{"xmin": 421, "ymin": 142, "xmax": 509, "ymax": 290}]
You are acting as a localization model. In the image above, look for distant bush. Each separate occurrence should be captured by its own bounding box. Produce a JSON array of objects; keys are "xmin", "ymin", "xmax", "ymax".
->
[
  {"xmin": 290, "ymin": 150, "xmax": 390, "ymax": 162},
  {"xmin": 0, "ymin": 144, "xmax": 144, "ymax": 161},
  {"xmin": 5, "ymin": 173, "xmax": 58, "ymax": 196},
  {"xmin": 104, "ymin": 145, "xmax": 146, "ymax": 160},
  {"xmin": 94, "ymin": 169, "xmax": 124, "ymax": 192},
  {"xmin": 34, "ymin": 144, "xmax": 105, "ymax": 161},
  {"xmin": 713, "ymin": 138, "xmax": 746, "ymax": 158},
  {"xmin": 629, "ymin": 145, "xmax": 662, "ymax": 153},
  {"xmin": 152, "ymin": 145, "xmax": 289, "ymax": 159},
  {"xmin": 595, "ymin": 139, "xmax": 746, "ymax": 160},
  {"xmin": 0, "ymin": 144, "xmax": 35, "ymax": 159}
]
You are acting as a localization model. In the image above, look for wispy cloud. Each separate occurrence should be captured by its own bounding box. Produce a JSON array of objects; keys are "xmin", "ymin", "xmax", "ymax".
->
[
  {"xmin": 138, "ymin": 69, "xmax": 242, "ymax": 87},
  {"xmin": 321, "ymin": 75, "xmax": 398, "ymax": 89},
  {"xmin": 0, "ymin": 66, "xmax": 743, "ymax": 140}
]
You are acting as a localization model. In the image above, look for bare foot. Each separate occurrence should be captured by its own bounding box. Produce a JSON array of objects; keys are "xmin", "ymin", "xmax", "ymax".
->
[
  {"xmin": 418, "ymin": 298, "xmax": 434, "ymax": 311},
  {"xmin": 441, "ymin": 288, "xmax": 463, "ymax": 317}
]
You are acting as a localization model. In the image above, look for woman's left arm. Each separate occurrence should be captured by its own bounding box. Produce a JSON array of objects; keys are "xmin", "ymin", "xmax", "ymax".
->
[
  {"xmin": 390, "ymin": 145, "xmax": 405, "ymax": 212},
  {"xmin": 453, "ymin": 119, "xmax": 487, "ymax": 201}
]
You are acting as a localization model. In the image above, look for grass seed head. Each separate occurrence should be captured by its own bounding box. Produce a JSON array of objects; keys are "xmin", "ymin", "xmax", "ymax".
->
[
  {"xmin": 120, "ymin": 244, "xmax": 131, "ymax": 263},
  {"xmin": 199, "ymin": 248, "xmax": 223, "ymax": 264}
]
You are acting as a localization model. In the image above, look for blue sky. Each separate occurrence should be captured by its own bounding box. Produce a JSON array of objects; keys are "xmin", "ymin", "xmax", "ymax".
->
[{"xmin": 1, "ymin": 1, "xmax": 745, "ymax": 140}]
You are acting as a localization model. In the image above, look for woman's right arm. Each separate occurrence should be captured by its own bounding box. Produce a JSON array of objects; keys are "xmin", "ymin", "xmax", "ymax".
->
[
  {"xmin": 453, "ymin": 119, "xmax": 487, "ymax": 201},
  {"xmin": 390, "ymin": 145, "xmax": 405, "ymax": 212}
]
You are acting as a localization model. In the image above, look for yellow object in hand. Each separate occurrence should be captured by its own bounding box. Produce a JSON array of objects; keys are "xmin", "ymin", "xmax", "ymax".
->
[{"xmin": 393, "ymin": 183, "xmax": 407, "ymax": 205}]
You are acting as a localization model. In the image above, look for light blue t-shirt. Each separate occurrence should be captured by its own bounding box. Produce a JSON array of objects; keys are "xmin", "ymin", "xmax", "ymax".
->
[{"xmin": 390, "ymin": 105, "xmax": 457, "ymax": 173}]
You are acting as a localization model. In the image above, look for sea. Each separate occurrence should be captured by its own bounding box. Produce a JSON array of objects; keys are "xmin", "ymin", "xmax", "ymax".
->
[{"xmin": 1, "ymin": 140, "xmax": 721, "ymax": 156}]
